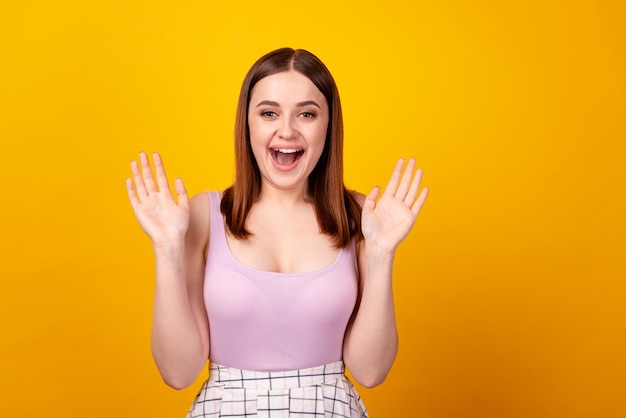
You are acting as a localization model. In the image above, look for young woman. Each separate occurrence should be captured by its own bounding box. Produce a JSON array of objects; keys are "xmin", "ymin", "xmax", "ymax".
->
[{"xmin": 126, "ymin": 48, "xmax": 428, "ymax": 417}]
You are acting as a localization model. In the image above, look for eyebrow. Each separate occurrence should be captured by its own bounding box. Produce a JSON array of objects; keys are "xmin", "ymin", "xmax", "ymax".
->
[{"xmin": 255, "ymin": 100, "xmax": 321, "ymax": 109}]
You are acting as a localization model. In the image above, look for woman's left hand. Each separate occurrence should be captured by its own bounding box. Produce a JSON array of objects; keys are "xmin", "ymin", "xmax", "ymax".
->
[{"xmin": 361, "ymin": 158, "xmax": 429, "ymax": 254}]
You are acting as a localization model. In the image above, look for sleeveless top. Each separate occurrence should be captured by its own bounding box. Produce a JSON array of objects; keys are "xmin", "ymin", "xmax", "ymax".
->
[{"xmin": 203, "ymin": 191, "xmax": 359, "ymax": 371}]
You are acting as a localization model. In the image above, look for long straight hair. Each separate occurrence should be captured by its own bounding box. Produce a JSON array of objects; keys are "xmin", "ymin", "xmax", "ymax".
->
[{"xmin": 221, "ymin": 48, "xmax": 361, "ymax": 248}]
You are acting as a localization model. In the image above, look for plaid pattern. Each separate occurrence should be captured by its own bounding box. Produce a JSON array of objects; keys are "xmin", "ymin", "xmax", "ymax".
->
[{"xmin": 187, "ymin": 361, "xmax": 368, "ymax": 418}]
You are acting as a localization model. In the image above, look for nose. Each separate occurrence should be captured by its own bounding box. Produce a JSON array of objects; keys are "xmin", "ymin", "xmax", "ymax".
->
[{"xmin": 278, "ymin": 116, "xmax": 297, "ymax": 139}]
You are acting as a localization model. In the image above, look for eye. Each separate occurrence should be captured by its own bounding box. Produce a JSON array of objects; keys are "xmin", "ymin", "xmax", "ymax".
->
[
  {"xmin": 260, "ymin": 110, "xmax": 277, "ymax": 117},
  {"xmin": 300, "ymin": 111, "xmax": 316, "ymax": 118}
]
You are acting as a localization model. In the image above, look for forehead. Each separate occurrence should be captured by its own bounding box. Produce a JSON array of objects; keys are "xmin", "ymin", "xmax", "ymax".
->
[{"xmin": 249, "ymin": 70, "xmax": 327, "ymax": 106}]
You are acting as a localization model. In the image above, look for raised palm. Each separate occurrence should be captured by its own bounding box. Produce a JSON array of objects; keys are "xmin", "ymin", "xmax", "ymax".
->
[
  {"xmin": 361, "ymin": 158, "xmax": 428, "ymax": 254},
  {"xmin": 126, "ymin": 152, "xmax": 190, "ymax": 247}
]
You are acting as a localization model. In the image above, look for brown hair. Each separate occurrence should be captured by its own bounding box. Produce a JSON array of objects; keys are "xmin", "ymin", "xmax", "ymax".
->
[{"xmin": 221, "ymin": 48, "xmax": 361, "ymax": 248}]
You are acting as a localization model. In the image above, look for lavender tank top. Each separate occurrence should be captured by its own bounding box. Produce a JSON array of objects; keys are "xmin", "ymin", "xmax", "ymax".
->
[{"xmin": 203, "ymin": 191, "xmax": 359, "ymax": 371}]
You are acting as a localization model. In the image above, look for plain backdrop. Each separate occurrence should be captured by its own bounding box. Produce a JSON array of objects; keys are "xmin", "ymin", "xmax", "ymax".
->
[{"xmin": 1, "ymin": 1, "xmax": 625, "ymax": 417}]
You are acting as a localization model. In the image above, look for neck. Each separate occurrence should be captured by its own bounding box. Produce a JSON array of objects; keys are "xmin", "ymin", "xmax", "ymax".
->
[{"xmin": 257, "ymin": 182, "xmax": 311, "ymax": 208}]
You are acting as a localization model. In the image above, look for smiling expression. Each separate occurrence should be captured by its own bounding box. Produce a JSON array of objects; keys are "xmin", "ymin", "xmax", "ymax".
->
[{"xmin": 247, "ymin": 70, "xmax": 330, "ymax": 195}]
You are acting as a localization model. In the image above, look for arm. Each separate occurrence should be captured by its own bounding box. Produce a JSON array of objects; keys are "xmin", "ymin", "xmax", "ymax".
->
[
  {"xmin": 343, "ymin": 158, "xmax": 428, "ymax": 388},
  {"xmin": 126, "ymin": 152, "xmax": 210, "ymax": 389}
]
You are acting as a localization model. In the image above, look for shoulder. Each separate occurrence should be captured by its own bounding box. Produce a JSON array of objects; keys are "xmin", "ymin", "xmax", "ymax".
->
[
  {"xmin": 189, "ymin": 192, "xmax": 211, "ymax": 222},
  {"xmin": 186, "ymin": 192, "xmax": 212, "ymax": 257},
  {"xmin": 353, "ymin": 191, "xmax": 367, "ymax": 208},
  {"xmin": 348, "ymin": 189, "xmax": 367, "ymax": 210}
]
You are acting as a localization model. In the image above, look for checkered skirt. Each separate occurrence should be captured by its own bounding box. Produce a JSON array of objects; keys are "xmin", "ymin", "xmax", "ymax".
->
[{"xmin": 186, "ymin": 361, "xmax": 368, "ymax": 418}]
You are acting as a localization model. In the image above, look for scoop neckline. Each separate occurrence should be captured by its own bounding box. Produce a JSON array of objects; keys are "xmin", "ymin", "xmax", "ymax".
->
[
  {"xmin": 211, "ymin": 191, "xmax": 347, "ymax": 278},
  {"xmin": 222, "ymin": 225, "xmax": 346, "ymax": 278}
]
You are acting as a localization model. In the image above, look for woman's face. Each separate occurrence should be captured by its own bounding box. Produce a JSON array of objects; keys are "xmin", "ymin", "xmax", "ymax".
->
[{"xmin": 247, "ymin": 70, "xmax": 329, "ymax": 195}]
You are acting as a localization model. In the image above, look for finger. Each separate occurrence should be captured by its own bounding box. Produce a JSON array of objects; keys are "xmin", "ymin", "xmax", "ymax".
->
[
  {"xmin": 140, "ymin": 151, "xmax": 157, "ymax": 194},
  {"xmin": 411, "ymin": 187, "xmax": 429, "ymax": 216},
  {"xmin": 126, "ymin": 177, "xmax": 140, "ymax": 209},
  {"xmin": 174, "ymin": 178, "xmax": 189, "ymax": 209},
  {"xmin": 396, "ymin": 158, "xmax": 416, "ymax": 201},
  {"xmin": 405, "ymin": 167, "xmax": 423, "ymax": 205},
  {"xmin": 152, "ymin": 152, "xmax": 172, "ymax": 197},
  {"xmin": 362, "ymin": 186, "xmax": 380, "ymax": 213},
  {"xmin": 130, "ymin": 159, "xmax": 148, "ymax": 200},
  {"xmin": 382, "ymin": 158, "xmax": 405, "ymax": 196}
]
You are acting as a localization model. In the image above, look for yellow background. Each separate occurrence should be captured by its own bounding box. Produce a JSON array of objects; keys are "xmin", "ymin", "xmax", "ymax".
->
[{"xmin": 1, "ymin": 1, "xmax": 625, "ymax": 417}]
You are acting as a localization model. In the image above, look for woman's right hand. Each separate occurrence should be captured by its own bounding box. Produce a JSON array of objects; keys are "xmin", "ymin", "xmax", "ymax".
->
[{"xmin": 126, "ymin": 152, "xmax": 190, "ymax": 248}]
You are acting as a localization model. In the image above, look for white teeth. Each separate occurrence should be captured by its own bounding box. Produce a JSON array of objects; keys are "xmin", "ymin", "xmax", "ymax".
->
[{"xmin": 274, "ymin": 149, "xmax": 300, "ymax": 153}]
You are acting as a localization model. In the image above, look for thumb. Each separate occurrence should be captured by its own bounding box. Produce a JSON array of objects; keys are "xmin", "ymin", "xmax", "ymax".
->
[
  {"xmin": 174, "ymin": 178, "xmax": 189, "ymax": 208},
  {"xmin": 362, "ymin": 185, "xmax": 380, "ymax": 213}
]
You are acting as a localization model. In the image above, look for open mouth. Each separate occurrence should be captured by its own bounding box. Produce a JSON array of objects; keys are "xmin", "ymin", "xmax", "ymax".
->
[{"xmin": 270, "ymin": 148, "xmax": 304, "ymax": 165}]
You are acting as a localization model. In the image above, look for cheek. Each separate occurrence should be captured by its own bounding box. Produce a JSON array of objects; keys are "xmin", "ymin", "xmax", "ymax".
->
[
  {"xmin": 312, "ymin": 122, "xmax": 329, "ymax": 148},
  {"xmin": 308, "ymin": 130, "xmax": 328, "ymax": 164},
  {"xmin": 249, "ymin": 120, "xmax": 276, "ymax": 143},
  {"xmin": 247, "ymin": 131, "xmax": 264, "ymax": 163},
  {"xmin": 249, "ymin": 140, "xmax": 266, "ymax": 163},
  {"xmin": 247, "ymin": 119, "xmax": 260, "ymax": 140},
  {"xmin": 248, "ymin": 121, "xmax": 268, "ymax": 146}
]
